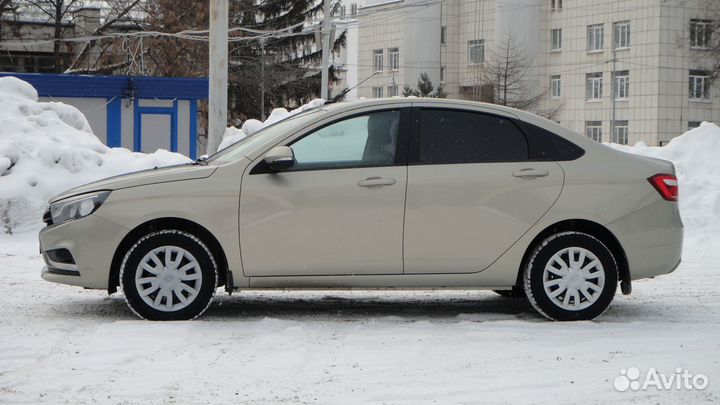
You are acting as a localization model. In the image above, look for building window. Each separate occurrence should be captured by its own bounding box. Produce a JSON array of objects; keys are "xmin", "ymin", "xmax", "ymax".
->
[
  {"xmin": 440, "ymin": 66, "xmax": 446, "ymax": 83},
  {"xmin": 614, "ymin": 21, "xmax": 631, "ymax": 49},
  {"xmin": 690, "ymin": 19, "xmax": 713, "ymax": 48},
  {"xmin": 389, "ymin": 47, "xmax": 399, "ymax": 71},
  {"xmin": 351, "ymin": 3, "xmax": 358, "ymax": 16},
  {"xmin": 372, "ymin": 86, "xmax": 384, "ymax": 98},
  {"xmin": 689, "ymin": 70, "xmax": 711, "ymax": 100},
  {"xmin": 586, "ymin": 72, "xmax": 603, "ymax": 100},
  {"xmin": 613, "ymin": 121, "xmax": 629, "ymax": 144},
  {"xmin": 441, "ymin": 26, "xmax": 447, "ymax": 45},
  {"xmin": 373, "ymin": 49, "xmax": 383, "ymax": 72},
  {"xmin": 586, "ymin": 121, "xmax": 603, "ymax": 142},
  {"xmin": 339, "ymin": 5, "xmax": 346, "ymax": 17},
  {"xmin": 551, "ymin": 0, "xmax": 561, "ymax": 11},
  {"xmin": 550, "ymin": 75, "xmax": 561, "ymax": 98},
  {"xmin": 613, "ymin": 70, "xmax": 630, "ymax": 100},
  {"xmin": 388, "ymin": 85, "xmax": 398, "ymax": 97},
  {"xmin": 588, "ymin": 24, "xmax": 604, "ymax": 52},
  {"xmin": 688, "ymin": 121, "xmax": 702, "ymax": 129},
  {"xmin": 551, "ymin": 28, "xmax": 562, "ymax": 51},
  {"xmin": 468, "ymin": 39, "xmax": 485, "ymax": 64}
]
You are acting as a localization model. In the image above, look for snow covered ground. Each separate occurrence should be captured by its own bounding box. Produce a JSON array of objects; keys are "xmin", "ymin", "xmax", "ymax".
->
[
  {"xmin": 1, "ymin": 77, "xmax": 719, "ymax": 403},
  {"xmin": 1, "ymin": 231, "xmax": 719, "ymax": 404}
]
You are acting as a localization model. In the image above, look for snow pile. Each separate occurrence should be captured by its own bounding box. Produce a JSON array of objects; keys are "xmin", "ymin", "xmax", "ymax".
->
[
  {"xmin": 0, "ymin": 77, "xmax": 190, "ymax": 232},
  {"xmin": 218, "ymin": 98, "xmax": 325, "ymax": 151},
  {"xmin": 610, "ymin": 122, "xmax": 720, "ymax": 251}
]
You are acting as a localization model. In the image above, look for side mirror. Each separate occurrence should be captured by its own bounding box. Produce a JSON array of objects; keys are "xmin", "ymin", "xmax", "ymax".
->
[{"xmin": 264, "ymin": 146, "xmax": 295, "ymax": 171}]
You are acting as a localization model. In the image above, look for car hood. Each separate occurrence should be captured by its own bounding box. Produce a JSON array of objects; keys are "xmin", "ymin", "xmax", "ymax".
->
[{"xmin": 49, "ymin": 163, "xmax": 218, "ymax": 203}]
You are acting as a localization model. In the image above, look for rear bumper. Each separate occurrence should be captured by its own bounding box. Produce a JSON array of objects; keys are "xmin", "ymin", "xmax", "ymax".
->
[
  {"xmin": 606, "ymin": 200, "xmax": 683, "ymax": 281},
  {"xmin": 39, "ymin": 214, "xmax": 130, "ymax": 290}
]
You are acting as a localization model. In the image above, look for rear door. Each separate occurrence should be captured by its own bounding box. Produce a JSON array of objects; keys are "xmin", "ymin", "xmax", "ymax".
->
[{"xmin": 403, "ymin": 106, "xmax": 564, "ymax": 274}]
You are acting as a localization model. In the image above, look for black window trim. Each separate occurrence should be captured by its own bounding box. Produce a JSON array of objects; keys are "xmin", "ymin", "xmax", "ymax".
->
[{"xmin": 250, "ymin": 107, "xmax": 411, "ymax": 174}]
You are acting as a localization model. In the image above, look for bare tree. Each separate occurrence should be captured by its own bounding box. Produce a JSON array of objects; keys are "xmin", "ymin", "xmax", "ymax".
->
[
  {"xmin": 18, "ymin": 0, "xmax": 82, "ymax": 71},
  {"xmin": 694, "ymin": 0, "xmax": 720, "ymax": 81},
  {"xmin": 483, "ymin": 33, "xmax": 542, "ymax": 109},
  {"xmin": 65, "ymin": 0, "xmax": 143, "ymax": 72},
  {"xmin": 0, "ymin": 0, "xmax": 20, "ymax": 42},
  {"xmin": 483, "ymin": 33, "xmax": 559, "ymax": 119}
]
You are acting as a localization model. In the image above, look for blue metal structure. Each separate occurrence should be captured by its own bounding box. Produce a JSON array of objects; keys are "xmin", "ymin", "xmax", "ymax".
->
[{"xmin": 0, "ymin": 73, "xmax": 208, "ymax": 159}]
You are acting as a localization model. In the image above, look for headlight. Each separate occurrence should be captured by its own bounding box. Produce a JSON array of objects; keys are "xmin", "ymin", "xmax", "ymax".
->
[{"xmin": 49, "ymin": 191, "xmax": 111, "ymax": 225}]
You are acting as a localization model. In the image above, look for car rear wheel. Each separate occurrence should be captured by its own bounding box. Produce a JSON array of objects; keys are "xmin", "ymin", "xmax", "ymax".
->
[
  {"xmin": 120, "ymin": 230, "xmax": 217, "ymax": 320},
  {"xmin": 523, "ymin": 232, "xmax": 618, "ymax": 321}
]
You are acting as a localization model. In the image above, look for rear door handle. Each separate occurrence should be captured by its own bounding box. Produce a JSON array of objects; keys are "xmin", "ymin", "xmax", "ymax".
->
[
  {"xmin": 358, "ymin": 177, "xmax": 396, "ymax": 187},
  {"xmin": 512, "ymin": 168, "xmax": 549, "ymax": 178}
]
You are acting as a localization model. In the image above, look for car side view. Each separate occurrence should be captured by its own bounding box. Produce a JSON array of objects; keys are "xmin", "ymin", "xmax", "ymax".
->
[{"xmin": 39, "ymin": 98, "xmax": 683, "ymax": 321}]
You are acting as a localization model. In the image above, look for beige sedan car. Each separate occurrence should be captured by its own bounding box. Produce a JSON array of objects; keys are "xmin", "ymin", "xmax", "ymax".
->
[{"xmin": 40, "ymin": 98, "xmax": 683, "ymax": 321}]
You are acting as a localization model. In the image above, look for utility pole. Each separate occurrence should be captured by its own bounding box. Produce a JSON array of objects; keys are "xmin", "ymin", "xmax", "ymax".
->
[
  {"xmin": 207, "ymin": 0, "xmax": 228, "ymax": 155},
  {"xmin": 260, "ymin": 38, "xmax": 266, "ymax": 121},
  {"xmin": 611, "ymin": 45, "xmax": 617, "ymax": 143},
  {"xmin": 320, "ymin": 0, "xmax": 331, "ymax": 100}
]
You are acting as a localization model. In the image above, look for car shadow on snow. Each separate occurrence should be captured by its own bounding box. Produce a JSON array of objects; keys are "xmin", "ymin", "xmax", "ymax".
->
[
  {"xmin": 46, "ymin": 290, "xmax": 540, "ymax": 322},
  {"xmin": 205, "ymin": 291, "xmax": 542, "ymax": 321},
  {"xmin": 46, "ymin": 290, "xmax": 663, "ymax": 323}
]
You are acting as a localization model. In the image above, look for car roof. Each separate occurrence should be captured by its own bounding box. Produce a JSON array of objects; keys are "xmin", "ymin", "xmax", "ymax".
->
[{"xmin": 321, "ymin": 97, "xmax": 598, "ymax": 150}]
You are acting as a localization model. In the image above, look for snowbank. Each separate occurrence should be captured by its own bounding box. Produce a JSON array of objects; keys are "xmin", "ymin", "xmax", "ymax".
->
[
  {"xmin": 0, "ymin": 77, "xmax": 190, "ymax": 232},
  {"xmin": 217, "ymin": 98, "xmax": 325, "ymax": 151}
]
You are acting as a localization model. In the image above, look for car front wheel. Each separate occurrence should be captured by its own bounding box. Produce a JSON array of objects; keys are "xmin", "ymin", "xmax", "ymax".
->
[
  {"xmin": 120, "ymin": 230, "xmax": 218, "ymax": 320},
  {"xmin": 523, "ymin": 232, "xmax": 618, "ymax": 321}
]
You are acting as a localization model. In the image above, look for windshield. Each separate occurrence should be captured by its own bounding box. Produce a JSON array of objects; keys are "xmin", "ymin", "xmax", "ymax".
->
[{"xmin": 206, "ymin": 108, "xmax": 323, "ymax": 164}]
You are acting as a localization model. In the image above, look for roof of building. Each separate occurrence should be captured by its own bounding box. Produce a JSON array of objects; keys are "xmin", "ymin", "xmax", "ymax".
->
[{"xmin": 0, "ymin": 73, "xmax": 208, "ymax": 99}]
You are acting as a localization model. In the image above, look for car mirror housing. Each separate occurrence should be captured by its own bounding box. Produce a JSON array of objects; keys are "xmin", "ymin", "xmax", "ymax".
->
[{"xmin": 264, "ymin": 146, "xmax": 295, "ymax": 171}]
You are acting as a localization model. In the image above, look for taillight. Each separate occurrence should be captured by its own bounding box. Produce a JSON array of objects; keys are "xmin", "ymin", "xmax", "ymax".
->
[{"xmin": 648, "ymin": 174, "xmax": 678, "ymax": 201}]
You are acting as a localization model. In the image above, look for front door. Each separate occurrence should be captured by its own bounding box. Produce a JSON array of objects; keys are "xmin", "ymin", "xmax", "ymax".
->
[
  {"xmin": 239, "ymin": 109, "xmax": 409, "ymax": 276},
  {"xmin": 404, "ymin": 107, "xmax": 564, "ymax": 274}
]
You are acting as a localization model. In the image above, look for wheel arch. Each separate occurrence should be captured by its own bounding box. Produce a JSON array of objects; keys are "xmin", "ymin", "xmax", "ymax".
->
[
  {"xmin": 108, "ymin": 217, "xmax": 229, "ymax": 294},
  {"xmin": 515, "ymin": 219, "xmax": 630, "ymax": 291}
]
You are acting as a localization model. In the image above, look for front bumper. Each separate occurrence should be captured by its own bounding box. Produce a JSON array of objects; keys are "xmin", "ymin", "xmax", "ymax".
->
[
  {"xmin": 39, "ymin": 213, "xmax": 130, "ymax": 290},
  {"xmin": 606, "ymin": 200, "xmax": 684, "ymax": 281}
]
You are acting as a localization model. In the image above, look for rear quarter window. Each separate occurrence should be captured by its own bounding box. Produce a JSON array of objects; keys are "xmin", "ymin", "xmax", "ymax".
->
[{"xmin": 517, "ymin": 121, "xmax": 585, "ymax": 161}]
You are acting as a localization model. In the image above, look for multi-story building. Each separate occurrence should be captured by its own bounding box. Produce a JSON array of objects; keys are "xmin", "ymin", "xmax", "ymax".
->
[{"xmin": 341, "ymin": 0, "xmax": 720, "ymax": 146}]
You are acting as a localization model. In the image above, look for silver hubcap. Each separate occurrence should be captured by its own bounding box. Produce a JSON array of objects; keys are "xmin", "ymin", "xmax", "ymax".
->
[
  {"xmin": 543, "ymin": 247, "xmax": 605, "ymax": 311},
  {"xmin": 135, "ymin": 246, "xmax": 202, "ymax": 312}
]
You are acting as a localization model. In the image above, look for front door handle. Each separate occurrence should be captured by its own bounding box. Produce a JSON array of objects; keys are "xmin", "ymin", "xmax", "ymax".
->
[
  {"xmin": 512, "ymin": 168, "xmax": 550, "ymax": 178},
  {"xmin": 358, "ymin": 177, "xmax": 396, "ymax": 187}
]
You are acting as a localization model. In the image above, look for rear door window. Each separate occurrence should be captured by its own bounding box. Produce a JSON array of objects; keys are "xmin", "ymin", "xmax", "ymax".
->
[{"xmin": 416, "ymin": 109, "xmax": 529, "ymax": 164}]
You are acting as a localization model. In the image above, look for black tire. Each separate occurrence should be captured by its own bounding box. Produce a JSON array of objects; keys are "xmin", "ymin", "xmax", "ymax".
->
[
  {"xmin": 493, "ymin": 287, "xmax": 526, "ymax": 298},
  {"xmin": 523, "ymin": 232, "xmax": 618, "ymax": 321},
  {"xmin": 120, "ymin": 230, "xmax": 218, "ymax": 320}
]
